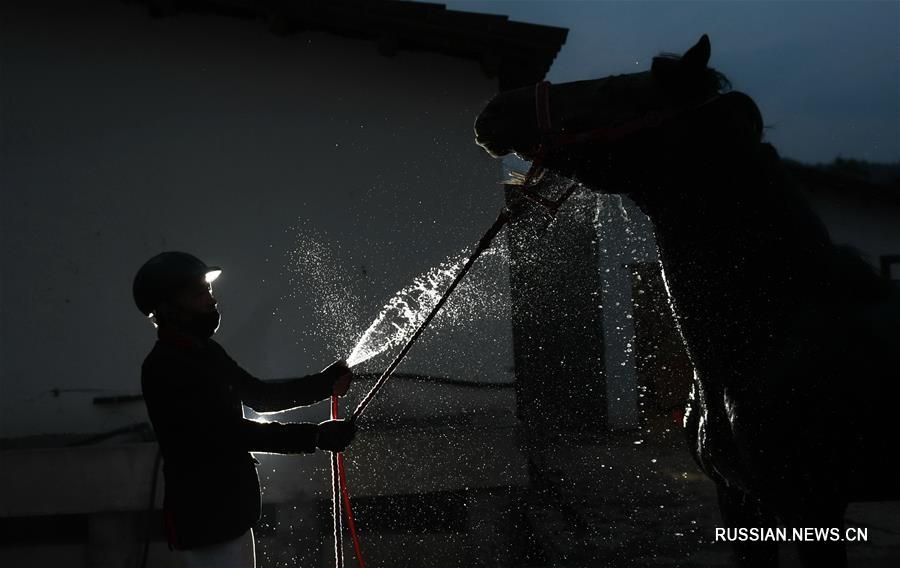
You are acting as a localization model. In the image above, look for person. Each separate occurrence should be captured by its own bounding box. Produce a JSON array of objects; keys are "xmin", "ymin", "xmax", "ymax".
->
[{"xmin": 133, "ymin": 251, "xmax": 356, "ymax": 567}]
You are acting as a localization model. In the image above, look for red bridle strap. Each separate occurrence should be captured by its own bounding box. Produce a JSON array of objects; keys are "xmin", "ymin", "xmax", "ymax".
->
[
  {"xmin": 520, "ymin": 80, "xmax": 554, "ymax": 189},
  {"xmin": 518, "ymin": 81, "xmax": 720, "ymax": 213},
  {"xmin": 535, "ymin": 80, "xmax": 553, "ymax": 134},
  {"xmin": 536, "ymin": 82, "xmax": 722, "ymax": 148}
]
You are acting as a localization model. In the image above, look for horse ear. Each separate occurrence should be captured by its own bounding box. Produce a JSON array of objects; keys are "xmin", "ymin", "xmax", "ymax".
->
[{"xmin": 682, "ymin": 34, "xmax": 711, "ymax": 69}]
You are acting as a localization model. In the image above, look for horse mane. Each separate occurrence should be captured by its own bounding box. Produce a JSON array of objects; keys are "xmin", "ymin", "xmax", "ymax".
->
[
  {"xmin": 651, "ymin": 52, "xmax": 732, "ymax": 97},
  {"xmin": 649, "ymin": 52, "xmax": 763, "ymax": 153}
]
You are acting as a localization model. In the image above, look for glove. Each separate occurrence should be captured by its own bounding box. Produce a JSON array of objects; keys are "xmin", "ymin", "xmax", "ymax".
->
[
  {"xmin": 321, "ymin": 359, "xmax": 354, "ymax": 397},
  {"xmin": 317, "ymin": 418, "xmax": 356, "ymax": 452}
]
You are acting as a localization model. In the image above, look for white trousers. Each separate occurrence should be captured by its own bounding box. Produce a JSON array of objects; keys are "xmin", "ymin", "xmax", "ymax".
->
[{"xmin": 182, "ymin": 529, "xmax": 256, "ymax": 568}]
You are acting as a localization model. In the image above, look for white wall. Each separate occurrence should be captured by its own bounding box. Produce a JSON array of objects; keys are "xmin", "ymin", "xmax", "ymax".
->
[{"xmin": 0, "ymin": 0, "xmax": 511, "ymax": 437}]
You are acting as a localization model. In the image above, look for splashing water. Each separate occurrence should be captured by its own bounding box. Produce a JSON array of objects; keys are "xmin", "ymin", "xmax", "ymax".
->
[
  {"xmin": 282, "ymin": 219, "xmax": 512, "ymax": 374},
  {"xmin": 284, "ymin": 228, "xmax": 364, "ymax": 357},
  {"xmin": 346, "ymin": 253, "xmax": 466, "ymax": 367},
  {"xmin": 346, "ymin": 243, "xmax": 510, "ymax": 368}
]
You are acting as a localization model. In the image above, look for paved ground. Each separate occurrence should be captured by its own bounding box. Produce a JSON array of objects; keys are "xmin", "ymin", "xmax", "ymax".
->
[
  {"xmin": 253, "ymin": 410, "xmax": 899, "ymax": 567},
  {"xmin": 525, "ymin": 418, "xmax": 900, "ymax": 567}
]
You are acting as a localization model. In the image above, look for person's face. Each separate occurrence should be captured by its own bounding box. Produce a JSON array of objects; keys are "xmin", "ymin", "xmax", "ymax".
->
[
  {"xmin": 172, "ymin": 276, "xmax": 217, "ymax": 316},
  {"xmin": 156, "ymin": 276, "xmax": 221, "ymax": 337}
]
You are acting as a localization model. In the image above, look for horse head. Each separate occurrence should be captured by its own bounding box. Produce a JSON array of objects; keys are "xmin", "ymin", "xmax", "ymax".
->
[{"xmin": 474, "ymin": 35, "xmax": 764, "ymax": 192}]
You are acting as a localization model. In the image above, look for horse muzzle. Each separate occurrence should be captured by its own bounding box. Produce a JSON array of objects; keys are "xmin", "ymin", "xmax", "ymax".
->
[{"xmin": 473, "ymin": 113, "xmax": 512, "ymax": 158}]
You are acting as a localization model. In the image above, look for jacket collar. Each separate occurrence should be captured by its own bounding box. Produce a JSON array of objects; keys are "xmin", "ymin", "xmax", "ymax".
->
[{"xmin": 157, "ymin": 325, "xmax": 205, "ymax": 349}]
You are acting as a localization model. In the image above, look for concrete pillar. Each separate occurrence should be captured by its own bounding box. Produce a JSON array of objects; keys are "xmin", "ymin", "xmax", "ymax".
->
[
  {"xmin": 596, "ymin": 195, "xmax": 641, "ymax": 430},
  {"xmin": 504, "ymin": 178, "xmax": 607, "ymax": 439}
]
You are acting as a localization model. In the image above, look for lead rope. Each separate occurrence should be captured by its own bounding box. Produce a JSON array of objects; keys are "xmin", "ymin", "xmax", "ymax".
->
[
  {"xmin": 326, "ymin": 208, "xmax": 510, "ymax": 568},
  {"xmin": 330, "ymin": 396, "xmax": 344, "ymax": 568},
  {"xmin": 327, "ymin": 78, "xmax": 724, "ymax": 567},
  {"xmin": 331, "ymin": 85, "xmax": 553, "ymax": 567},
  {"xmin": 330, "ymin": 180, "xmax": 552, "ymax": 568},
  {"xmin": 331, "ymin": 394, "xmax": 366, "ymax": 568}
]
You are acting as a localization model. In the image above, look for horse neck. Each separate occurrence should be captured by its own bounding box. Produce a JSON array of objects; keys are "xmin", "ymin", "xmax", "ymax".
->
[
  {"xmin": 633, "ymin": 141, "xmax": 832, "ymax": 271},
  {"xmin": 624, "ymin": 142, "xmax": 834, "ymax": 373}
]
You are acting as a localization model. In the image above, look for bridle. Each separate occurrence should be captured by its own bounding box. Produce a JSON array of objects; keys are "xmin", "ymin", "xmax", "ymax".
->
[{"xmin": 518, "ymin": 80, "xmax": 722, "ymax": 212}]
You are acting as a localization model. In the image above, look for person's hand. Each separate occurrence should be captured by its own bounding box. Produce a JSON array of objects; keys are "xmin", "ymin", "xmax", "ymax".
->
[
  {"xmin": 316, "ymin": 419, "xmax": 356, "ymax": 452},
  {"xmin": 322, "ymin": 359, "xmax": 353, "ymax": 397}
]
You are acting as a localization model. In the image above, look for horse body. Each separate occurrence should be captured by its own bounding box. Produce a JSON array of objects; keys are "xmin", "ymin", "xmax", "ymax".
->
[
  {"xmin": 474, "ymin": 34, "xmax": 899, "ymax": 566},
  {"xmin": 632, "ymin": 140, "xmax": 900, "ymax": 507}
]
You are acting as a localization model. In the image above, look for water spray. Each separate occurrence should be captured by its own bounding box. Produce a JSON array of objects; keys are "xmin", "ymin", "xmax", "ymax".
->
[{"xmin": 350, "ymin": 207, "xmax": 511, "ymax": 421}]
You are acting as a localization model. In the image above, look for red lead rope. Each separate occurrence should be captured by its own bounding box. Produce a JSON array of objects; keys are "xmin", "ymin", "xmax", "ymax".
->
[
  {"xmin": 331, "ymin": 395, "xmax": 366, "ymax": 568},
  {"xmin": 324, "ymin": 79, "xmax": 723, "ymax": 568}
]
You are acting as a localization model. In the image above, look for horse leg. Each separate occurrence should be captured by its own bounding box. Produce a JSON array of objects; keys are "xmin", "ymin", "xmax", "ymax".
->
[
  {"xmin": 782, "ymin": 500, "xmax": 848, "ymax": 568},
  {"xmin": 716, "ymin": 483, "xmax": 779, "ymax": 567}
]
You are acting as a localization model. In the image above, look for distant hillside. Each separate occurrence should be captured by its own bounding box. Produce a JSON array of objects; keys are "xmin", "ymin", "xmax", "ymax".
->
[
  {"xmin": 814, "ymin": 157, "xmax": 900, "ymax": 186},
  {"xmin": 783, "ymin": 156, "xmax": 900, "ymax": 205}
]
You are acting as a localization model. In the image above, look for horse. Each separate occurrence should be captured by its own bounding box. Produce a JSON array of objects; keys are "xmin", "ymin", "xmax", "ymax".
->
[{"xmin": 473, "ymin": 34, "xmax": 900, "ymax": 567}]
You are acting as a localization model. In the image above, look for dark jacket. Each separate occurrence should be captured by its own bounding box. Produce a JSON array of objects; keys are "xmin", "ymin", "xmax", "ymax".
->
[{"xmin": 141, "ymin": 328, "xmax": 334, "ymax": 549}]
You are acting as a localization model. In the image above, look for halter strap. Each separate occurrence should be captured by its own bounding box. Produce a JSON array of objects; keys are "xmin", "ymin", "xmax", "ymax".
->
[
  {"xmin": 534, "ymin": 82, "xmax": 721, "ymax": 148},
  {"xmin": 535, "ymin": 80, "xmax": 553, "ymax": 134},
  {"xmin": 517, "ymin": 81, "xmax": 720, "ymax": 213}
]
